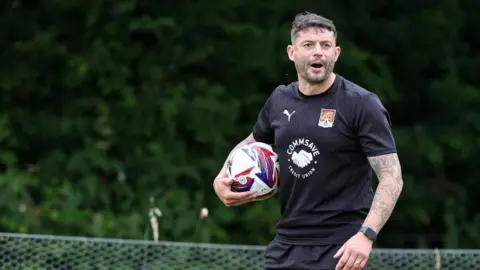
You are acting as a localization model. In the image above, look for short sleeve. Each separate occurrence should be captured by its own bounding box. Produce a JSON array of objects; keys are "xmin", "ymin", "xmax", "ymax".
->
[
  {"xmin": 252, "ymin": 93, "xmax": 274, "ymax": 144},
  {"xmin": 355, "ymin": 93, "xmax": 397, "ymax": 157}
]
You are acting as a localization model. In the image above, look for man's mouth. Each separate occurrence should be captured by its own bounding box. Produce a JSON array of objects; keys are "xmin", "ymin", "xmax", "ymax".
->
[{"xmin": 310, "ymin": 62, "xmax": 324, "ymax": 69}]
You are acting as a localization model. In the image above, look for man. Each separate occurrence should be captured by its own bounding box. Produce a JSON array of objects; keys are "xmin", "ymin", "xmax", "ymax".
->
[{"xmin": 213, "ymin": 11, "xmax": 403, "ymax": 270}]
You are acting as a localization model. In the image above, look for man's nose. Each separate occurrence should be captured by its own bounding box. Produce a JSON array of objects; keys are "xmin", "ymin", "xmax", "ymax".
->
[
  {"xmin": 313, "ymin": 44, "xmax": 323, "ymax": 56},
  {"xmin": 312, "ymin": 44, "xmax": 324, "ymax": 56}
]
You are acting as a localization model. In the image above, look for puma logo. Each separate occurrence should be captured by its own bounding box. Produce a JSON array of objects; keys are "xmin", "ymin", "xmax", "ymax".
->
[{"xmin": 283, "ymin": 109, "xmax": 296, "ymax": 122}]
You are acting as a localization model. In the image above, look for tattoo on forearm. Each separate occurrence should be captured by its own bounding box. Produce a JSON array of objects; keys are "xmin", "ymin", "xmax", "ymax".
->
[{"xmin": 365, "ymin": 153, "xmax": 403, "ymax": 231}]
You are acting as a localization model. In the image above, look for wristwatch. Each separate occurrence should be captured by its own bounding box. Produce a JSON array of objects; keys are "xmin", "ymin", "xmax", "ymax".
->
[{"xmin": 359, "ymin": 226, "xmax": 377, "ymax": 242}]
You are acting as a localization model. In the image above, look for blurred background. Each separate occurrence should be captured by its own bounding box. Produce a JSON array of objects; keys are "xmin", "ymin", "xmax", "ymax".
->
[{"xmin": 0, "ymin": 0, "xmax": 479, "ymax": 269}]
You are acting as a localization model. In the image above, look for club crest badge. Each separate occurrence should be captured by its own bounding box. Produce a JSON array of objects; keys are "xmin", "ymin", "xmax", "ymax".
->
[{"xmin": 318, "ymin": 109, "xmax": 336, "ymax": 128}]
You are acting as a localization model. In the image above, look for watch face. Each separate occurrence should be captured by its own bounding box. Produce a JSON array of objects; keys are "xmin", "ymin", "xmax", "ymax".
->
[{"xmin": 361, "ymin": 227, "xmax": 376, "ymax": 240}]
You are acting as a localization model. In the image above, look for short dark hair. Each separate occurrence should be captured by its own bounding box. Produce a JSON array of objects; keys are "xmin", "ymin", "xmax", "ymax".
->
[{"xmin": 290, "ymin": 11, "xmax": 337, "ymax": 43}]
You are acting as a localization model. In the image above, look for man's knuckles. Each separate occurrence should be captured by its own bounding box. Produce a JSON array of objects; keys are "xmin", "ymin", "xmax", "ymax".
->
[{"xmin": 347, "ymin": 249, "xmax": 358, "ymax": 257}]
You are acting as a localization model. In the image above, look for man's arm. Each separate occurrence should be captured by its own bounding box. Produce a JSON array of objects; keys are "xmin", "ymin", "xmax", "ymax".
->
[
  {"xmin": 362, "ymin": 153, "xmax": 403, "ymax": 233},
  {"xmin": 214, "ymin": 89, "xmax": 274, "ymax": 206},
  {"xmin": 213, "ymin": 133, "xmax": 258, "ymax": 207},
  {"xmin": 214, "ymin": 133, "xmax": 256, "ymax": 182}
]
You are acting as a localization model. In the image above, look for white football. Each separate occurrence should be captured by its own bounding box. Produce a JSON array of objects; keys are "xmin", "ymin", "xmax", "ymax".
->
[{"xmin": 227, "ymin": 142, "xmax": 279, "ymax": 199}]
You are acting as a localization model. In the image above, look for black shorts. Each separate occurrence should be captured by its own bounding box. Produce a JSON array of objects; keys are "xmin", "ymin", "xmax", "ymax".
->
[{"xmin": 264, "ymin": 239, "xmax": 347, "ymax": 270}]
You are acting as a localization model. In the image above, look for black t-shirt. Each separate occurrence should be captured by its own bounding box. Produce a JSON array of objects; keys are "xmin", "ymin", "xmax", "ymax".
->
[{"xmin": 252, "ymin": 74, "xmax": 397, "ymax": 245}]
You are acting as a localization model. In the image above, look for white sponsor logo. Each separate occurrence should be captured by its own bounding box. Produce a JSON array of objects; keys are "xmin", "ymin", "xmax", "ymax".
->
[{"xmin": 286, "ymin": 138, "xmax": 320, "ymax": 179}]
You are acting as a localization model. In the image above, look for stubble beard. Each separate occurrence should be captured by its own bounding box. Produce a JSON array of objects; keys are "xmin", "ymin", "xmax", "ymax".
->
[{"xmin": 296, "ymin": 60, "xmax": 335, "ymax": 84}]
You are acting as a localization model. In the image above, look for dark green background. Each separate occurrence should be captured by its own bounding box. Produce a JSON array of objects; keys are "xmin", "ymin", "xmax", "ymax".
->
[{"xmin": 0, "ymin": 0, "xmax": 478, "ymax": 249}]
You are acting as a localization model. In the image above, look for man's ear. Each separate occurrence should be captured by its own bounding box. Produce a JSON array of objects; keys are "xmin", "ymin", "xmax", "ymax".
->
[
  {"xmin": 287, "ymin": 45, "xmax": 295, "ymax": 61},
  {"xmin": 334, "ymin": 46, "xmax": 341, "ymax": 62}
]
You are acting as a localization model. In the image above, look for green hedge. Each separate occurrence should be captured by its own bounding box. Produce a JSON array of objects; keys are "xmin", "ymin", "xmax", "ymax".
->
[{"xmin": 0, "ymin": 0, "xmax": 479, "ymax": 248}]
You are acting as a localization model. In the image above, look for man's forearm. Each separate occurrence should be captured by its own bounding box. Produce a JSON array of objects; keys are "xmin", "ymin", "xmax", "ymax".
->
[
  {"xmin": 215, "ymin": 133, "xmax": 256, "ymax": 181},
  {"xmin": 363, "ymin": 153, "xmax": 403, "ymax": 233}
]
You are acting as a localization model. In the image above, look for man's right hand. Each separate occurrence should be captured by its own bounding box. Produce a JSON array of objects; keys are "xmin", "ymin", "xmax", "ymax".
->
[{"xmin": 214, "ymin": 177, "xmax": 257, "ymax": 207}]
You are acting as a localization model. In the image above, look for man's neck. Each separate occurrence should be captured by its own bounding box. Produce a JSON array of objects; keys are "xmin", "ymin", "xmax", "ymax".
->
[{"xmin": 298, "ymin": 73, "xmax": 336, "ymax": 96}]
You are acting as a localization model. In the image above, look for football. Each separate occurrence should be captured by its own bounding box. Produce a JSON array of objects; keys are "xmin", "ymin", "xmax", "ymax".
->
[{"xmin": 227, "ymin": 142, "xmax": 279, "ymax": 199}]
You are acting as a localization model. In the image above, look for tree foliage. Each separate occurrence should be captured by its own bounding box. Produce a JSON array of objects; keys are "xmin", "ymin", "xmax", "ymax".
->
[{"xmin": 0, "ymin": 0, "xmax": 479, "ymax": 249}]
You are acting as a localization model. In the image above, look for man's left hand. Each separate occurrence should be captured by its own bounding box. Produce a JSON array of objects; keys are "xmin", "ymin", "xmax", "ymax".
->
[{"xmin": 333, "ymin": 232, "xmax": 373, "ymax": 270}]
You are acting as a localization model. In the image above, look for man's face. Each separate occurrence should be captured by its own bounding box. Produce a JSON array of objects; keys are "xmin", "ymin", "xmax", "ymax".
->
[{"xmin": 287, "ymin": 27, "xmax": 341, "ymax": 84}]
